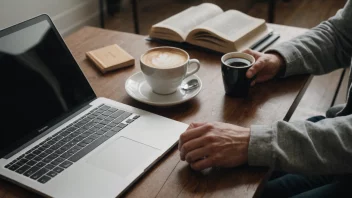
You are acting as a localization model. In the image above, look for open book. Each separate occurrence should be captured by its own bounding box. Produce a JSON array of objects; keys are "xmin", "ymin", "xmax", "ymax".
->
[{"xmin": 149, "ymin": 3, "xmax": 272, "ymax": 53}]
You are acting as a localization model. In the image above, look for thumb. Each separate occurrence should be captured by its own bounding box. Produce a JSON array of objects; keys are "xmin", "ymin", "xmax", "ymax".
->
[{"xmin": 246, "ymin": 59, "xmax": 265, "ymax": 78}]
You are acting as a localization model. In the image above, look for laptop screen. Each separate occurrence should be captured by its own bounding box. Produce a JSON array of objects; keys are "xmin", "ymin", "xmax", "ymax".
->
[{"xmin": 0, "ymin": 16, "xmax": 96, "ymax": 157}]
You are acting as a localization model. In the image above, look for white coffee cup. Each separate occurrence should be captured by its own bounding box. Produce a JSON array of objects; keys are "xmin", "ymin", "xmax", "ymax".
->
[{"xmin": 140, "ymin": 46, "xmax": 200, "ymax": 95}]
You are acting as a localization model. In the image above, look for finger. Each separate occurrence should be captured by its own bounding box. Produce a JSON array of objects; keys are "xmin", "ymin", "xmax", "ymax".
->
[
  {"xmin": 190, "ymin": 157, "xmax": 216, "ymax": 171},
  {"xmin": 246, "ymin": 59, "xmax": 265, "ymax": 78},
  {"xmin": 180, "ymin": 136, "xmax": 207, "ymax": 160},
  {"xmin": 187, "ymin": 122, "xmax": 206, "ymax": 130},
  {"xmin": 180, "ymin": 123, "xmax": 210, "ymax": 144},
  {"xmin": 179, "ymin": 122, "xmax": 206, "ymax": 150},
  {"xmin": 250, "ymin": 80, "xmax": 256, "ymax": 87},
  {"xmin": 256, "ymin": 75, "xmax": 272, "ymax": 83},
  {"xmin": 242, "ymin": 49, "xmax": 262, "ymax": 59},
  {"xmin": 179, "ymin": 124, "xmax": 211, "ymax": 151},
  {"xmin": 185, "ymin": 146, "xmax": 210, "ymax": 163}
]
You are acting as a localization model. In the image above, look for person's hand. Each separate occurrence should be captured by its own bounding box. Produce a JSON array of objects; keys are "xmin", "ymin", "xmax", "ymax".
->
[
  {"xmin": 243, "ymin": 49, "xmax": 285, "ymax": 86},
  {"xmin": 178, "ymin": 122, "xmax": 250, "ymax": 171}
]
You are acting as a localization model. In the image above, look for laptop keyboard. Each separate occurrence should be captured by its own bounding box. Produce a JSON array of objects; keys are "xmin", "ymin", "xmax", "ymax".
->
[{"xmin": 4, "ymin": 104, "xmax": 139, "ymax": 184}]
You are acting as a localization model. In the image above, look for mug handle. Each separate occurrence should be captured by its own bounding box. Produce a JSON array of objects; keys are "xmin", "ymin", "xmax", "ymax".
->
[{"xmin": 185, "ymin": 59, "xmax": 200, "ymax": 78}]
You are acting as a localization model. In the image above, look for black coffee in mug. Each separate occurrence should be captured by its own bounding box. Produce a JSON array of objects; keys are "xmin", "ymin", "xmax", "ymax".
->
[
  {"xmin": 221, "ymin": 52, "xmax": 255, "ymax": 97},
  {"xmin": 224, "ymin": 58, "xmax": 251, "ymax": 67}
]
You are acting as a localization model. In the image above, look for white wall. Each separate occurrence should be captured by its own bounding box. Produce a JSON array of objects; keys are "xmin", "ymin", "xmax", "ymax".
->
[{"xmin": 0, "ymin": 0, "xmax": 101, "ymax": 36}]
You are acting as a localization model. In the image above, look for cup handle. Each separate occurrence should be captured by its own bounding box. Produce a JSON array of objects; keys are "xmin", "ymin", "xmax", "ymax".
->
[{"xmin": 185, "ymin": 59, "xmax": 200, "ymax": 79}]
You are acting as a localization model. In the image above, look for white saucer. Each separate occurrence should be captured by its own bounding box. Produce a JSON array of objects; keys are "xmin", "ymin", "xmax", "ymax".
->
[{"xmin": 125, "ymin": 72, "xmax": 202, "ymax": 107}]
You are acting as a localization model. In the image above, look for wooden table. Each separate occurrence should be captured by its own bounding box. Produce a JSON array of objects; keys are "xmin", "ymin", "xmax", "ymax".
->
[{"xmin": 0, "ymin": 24, "xmax": 309, "ymax": 198}]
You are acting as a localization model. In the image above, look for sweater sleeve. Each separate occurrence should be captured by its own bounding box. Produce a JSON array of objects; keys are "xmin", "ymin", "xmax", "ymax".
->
[
  {"xmin": 248, "ymin": 114, "xmax": 352, "ymax": 174},
  {"xmin": 266, "ymin": 0, "xmax": 352, "ymax": 77}
]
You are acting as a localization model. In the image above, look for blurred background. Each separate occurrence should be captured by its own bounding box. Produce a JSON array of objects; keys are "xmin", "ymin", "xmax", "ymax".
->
[{"xmin": 0, "ymin": 0, "xmax": 347, "ymax": 36}]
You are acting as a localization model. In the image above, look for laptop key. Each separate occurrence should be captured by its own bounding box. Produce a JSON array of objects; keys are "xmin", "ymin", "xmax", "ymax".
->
[
  {"xmin": 45, "ymin": 164, "xmax": 55, "ymax": 170},
  {"xmin": 60, "ymin": 152, "xmax": 74, "ymax": 159},
  {"xmin": 105, "ymin": 117, "xmax": 113, "ymax": 122},
  {"xmin": 30, "ymin": 168, "xmax": 49, "ymax": 180},
  {"xmin": 126, "ymin": 119, "xmax": 134, "ymax": 123},
  {"xmin": 23, "ymin": 166, "xmax": 40, "ymax": 177},
  {"xmin": 59, "ymin": 161, "xmax": 73, "ymax": 169},
  {"xmin": 38, "ymin": 175, "xmax": 51, "ymax": 184},
  {"xmin": 39, "ymin": 152, "xmax": 49, "ymax": 158},
  {"xmin": 24, "ymin": 154, "xmax": 35, "ymax": 160},
  {"xmin": 112, "ymin": 127, "xmax": 122, "ymax": 133},
  {"xmin": 44, "ymin": 149, "xmax": 55, "ymax": 154},
  {"xmin": 43, "ymin": 157, "xmax": 54, "ymax": 163},
  {"xmin": 49, "ymin": 153, "xmax": 59, "ymax": 159},
  {"xmin": 133, "ymin": 115, "xmax": 140, "ymax": 119},
  {"xmin": 89, "ymin": 134, "xmax": 100, "ymax": 140},
  {"xmin": 83, "ymin": 138, "xmax": 94, "ymax": 144},
  {"xmin": 117, "ymin": 123, "xmax": 127, "ymax": 128},
  {"xmin": 34, "ymin": 156, "xmax": 43, "ymax": 161},
  {"xmin": 100, "ymin": 105, "xmax": 110, "ymax": 110},
  {"xmin": 15, "ymin": 160, "xmax": 25, "ymax": 167},
  {"xmin": 77, "ymin": 142, "xmax": 88, "ymax": 147},
  {"xmin": 96, "ymin": 130, "xmax": 106, "ymax": 135},
  {"xmin": 61, "ymin": 137, "xmax": 71, "ymax": 142},
  {"xmin": 107, "ymin": 107, "xmax": 118, "ymax": 112},
  {"xmin": 53, "ymin": 167, "xmax": 64, "ymax": 173},
  {"xmin": 54, "ymin": 148, "xmax": 66, "ymax": 155},
  {"xmin": 36, "ymin": 162, "xmax": 46, "ymax": 167},
  {"xmin": 61, "ymin": 144, "xmax": 74, "ymax": 151},
  {"xmin": 47, "ymin": 171, "xmax": 58, "ymax": 178},
  {"xmin": 102, "ymin": 111, "xmax": 113, "ymax": 116},
  {"xmin": 110, "ymin": 110, "xmax": 124, "ymax": 118},
  {"xmin": 68, "ymin": 146, "xmax": 81, "ymax": 154},
  {"xmin": 15, "ymin": 165, "xmax": 31, "ymax": 174},
  {"xmin": 32, "ymin": 150, "xmax": 42, "ymax": 155},
  {"xmin": 26, "ymin": 160, "xmax": 37, "ymax": 166},
  {"xmin": 19, "ymin": 159, "xmax": 29, "ymax": 164},
  {"xmin": 69, "ymin": 135, "xmax": 109, "ymax": 162},
  {"xmin": 74, "ymin": 136, "xmax": 85, "ymax": 142},
  {"xmin": 8, "ymin": 164, "xmax": 20, "ymax": 171},
  {"xmin": 104, "ymin": 131, "xmax": 117, "ymax": 138},
  {"xmin": 52, "ymin": 157, "xmax": 65, "ymax": 164}
]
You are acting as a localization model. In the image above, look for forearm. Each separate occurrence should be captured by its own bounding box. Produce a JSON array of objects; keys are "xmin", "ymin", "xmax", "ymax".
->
[
  {"xmin": 267, "ymin": 0, "xmax": 352, "ymax": 76},
  {"xmin": 248, "ymin": 114, "xmax": 352, "ymax": 174}
]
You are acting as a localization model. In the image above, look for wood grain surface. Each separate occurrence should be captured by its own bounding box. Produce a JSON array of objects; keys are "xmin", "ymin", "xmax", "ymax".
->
[{"xmin": 0, "ymin": 24, "xmax": 308, "ymax": 198}]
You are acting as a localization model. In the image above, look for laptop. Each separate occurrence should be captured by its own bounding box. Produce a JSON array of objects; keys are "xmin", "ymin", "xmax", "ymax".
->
[{"xmin": 0, "ymin": 14, "xmax": 188, "ymax": 198}]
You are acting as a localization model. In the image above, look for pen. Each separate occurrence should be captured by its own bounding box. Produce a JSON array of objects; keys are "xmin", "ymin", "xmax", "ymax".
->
[{"xmin": 250, "ymin": 31, "xmax": 274, "ymax": 50}]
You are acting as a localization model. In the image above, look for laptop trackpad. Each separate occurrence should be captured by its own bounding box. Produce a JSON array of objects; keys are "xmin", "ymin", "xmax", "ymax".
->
[{"xmin": 86, "ymin": 137, "xmax": 161, "ymax": 178}]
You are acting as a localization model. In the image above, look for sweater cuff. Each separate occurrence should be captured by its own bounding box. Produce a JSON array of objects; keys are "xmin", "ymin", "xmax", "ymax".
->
[
  {"xmin": 265, "ymin": 42, "xmax": 303, "ymax": 77},
  {"xmin": 248, "ymin": 125, "xmax": 274, "ymax": 167}
]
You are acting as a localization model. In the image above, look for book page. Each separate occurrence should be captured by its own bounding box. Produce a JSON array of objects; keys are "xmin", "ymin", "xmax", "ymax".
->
[
  {"xmin": 192, "ymin": 10, "xmax": 266, "ymax": 42},
  {"xmin": 152, "ymin": 3, "xmax": 223, "ymax": 40}
]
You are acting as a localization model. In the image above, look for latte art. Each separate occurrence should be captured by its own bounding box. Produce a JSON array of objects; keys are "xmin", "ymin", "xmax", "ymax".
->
[{"xmin": 142, "ymin": 48, "xmax": 187, "ymax": 69}]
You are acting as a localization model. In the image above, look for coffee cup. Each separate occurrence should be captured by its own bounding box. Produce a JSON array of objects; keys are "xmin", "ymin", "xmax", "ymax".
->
[
  {"xmin": 140, "ymin": 46, "xmax": 200, "ymax": 95},
  {"xmin": 221, "ymin": 52, "xmax": 255, "ymax": 97}
]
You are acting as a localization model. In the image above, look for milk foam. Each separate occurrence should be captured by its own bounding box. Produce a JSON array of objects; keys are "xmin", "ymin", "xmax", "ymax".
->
[{"xmin": 142, "ymin": 49, "xmax": 187, "ymax": 69}]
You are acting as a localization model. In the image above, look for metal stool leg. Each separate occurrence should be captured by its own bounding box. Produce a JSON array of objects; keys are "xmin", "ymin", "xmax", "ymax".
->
[
  {"xmin": 268, "ymin": 0, "xmax": 276, "ymax": 23},
  {"xmin": 99, "ymin": 0, "xmax": 105, "ymax": 28},
  {"xmin": 132, "ymin": 0, "xmax": 140, "ymax": 34}
]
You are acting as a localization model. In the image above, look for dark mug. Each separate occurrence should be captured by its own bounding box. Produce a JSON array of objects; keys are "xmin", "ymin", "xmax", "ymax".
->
[{"xmin": 221, "ymin": 52, "xmax": 255, "ymax": 97}]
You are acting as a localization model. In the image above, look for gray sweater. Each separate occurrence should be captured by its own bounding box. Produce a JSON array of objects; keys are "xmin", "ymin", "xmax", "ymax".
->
[{"xmin": 248, "ymin": 0, "xmax": 352, "ymax": 174}]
